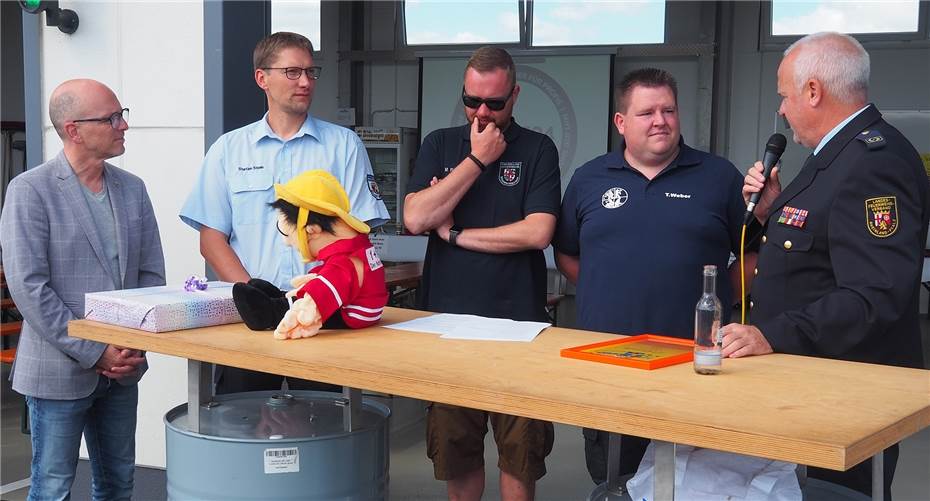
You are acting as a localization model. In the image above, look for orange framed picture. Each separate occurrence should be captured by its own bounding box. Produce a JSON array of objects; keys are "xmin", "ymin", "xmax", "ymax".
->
[{"xmin": 561, "ymin": 334, "xmax": 694, "ymax": 370}]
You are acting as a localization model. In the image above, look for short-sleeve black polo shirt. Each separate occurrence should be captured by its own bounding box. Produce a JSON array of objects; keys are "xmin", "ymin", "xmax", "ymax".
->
[{"xmin": 407, "ymin": 120, "xmax": 561, "ymax": 321}]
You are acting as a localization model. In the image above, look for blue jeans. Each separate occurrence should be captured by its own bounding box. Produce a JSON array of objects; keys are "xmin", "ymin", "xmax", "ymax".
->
[{"xmin": 25, "ymin": 375, "xmax": 138, "ymax": 501}]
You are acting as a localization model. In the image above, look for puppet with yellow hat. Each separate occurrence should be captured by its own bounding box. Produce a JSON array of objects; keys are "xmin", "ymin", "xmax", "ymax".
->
[{"xmin": 232, "ymin": 170, "xmax": 388, "ymax": 339}]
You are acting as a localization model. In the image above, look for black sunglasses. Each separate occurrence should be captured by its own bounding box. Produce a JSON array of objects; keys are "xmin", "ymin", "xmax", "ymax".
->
[{"xmin": 461, "ymin": 86, "xmax": 514, "ymax": 111}]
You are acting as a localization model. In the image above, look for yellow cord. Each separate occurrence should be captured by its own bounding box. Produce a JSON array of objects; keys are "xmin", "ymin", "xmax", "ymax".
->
[{"xmin": 739, "ymin": 223, "xmax": 748, "ymax": 324}]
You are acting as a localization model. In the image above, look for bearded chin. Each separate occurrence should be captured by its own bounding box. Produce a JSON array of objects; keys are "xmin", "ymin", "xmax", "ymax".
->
[{"xmin": 287, "ymin": 100, "xmax": 311, "ymax": 115}]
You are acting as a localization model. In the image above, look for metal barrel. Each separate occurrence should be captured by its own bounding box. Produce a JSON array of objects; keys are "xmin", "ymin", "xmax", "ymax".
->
[{"xmin": 165, "ymin": 390, "xmax": 390, "ymax": 501}]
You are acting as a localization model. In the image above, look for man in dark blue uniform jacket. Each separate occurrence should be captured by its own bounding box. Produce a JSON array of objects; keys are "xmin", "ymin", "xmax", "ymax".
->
[{"xmin": 722, "ymin": 32, "xmax": 930, "ymax": 500}]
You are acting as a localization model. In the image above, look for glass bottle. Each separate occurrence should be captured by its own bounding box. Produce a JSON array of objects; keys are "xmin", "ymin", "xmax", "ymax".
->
[{"xmin": 694, "ymin": 265, "xmax": 722, "ymax": 375}]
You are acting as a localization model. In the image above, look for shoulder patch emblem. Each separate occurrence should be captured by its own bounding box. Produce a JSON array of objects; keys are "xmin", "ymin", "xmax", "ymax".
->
[
  {"xmin": 366, "ymin": 174, "xmax": 382, "ymax": 200},
  {"xmin": 856, "ymin": 129, "xmax": 886, "ymax": 150},
  {"xmin": 499, "ymin": 162, "xmax": 522, "ymax": 187},
  {"xmin": 601, "ymin": 187, "xmax": 628, "ymax": 209},
  {"xmin": 865, "ymin": 196, "xmax": 898, "ymax": 238}
]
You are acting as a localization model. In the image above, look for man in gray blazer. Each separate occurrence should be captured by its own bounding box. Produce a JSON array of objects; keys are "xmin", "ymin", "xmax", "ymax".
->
[{"xmin": 0, "ymin": 79, "xmax": 165, "ymax": 501}]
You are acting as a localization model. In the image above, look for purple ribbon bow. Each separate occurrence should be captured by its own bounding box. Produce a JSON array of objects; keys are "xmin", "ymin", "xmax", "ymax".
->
[{"xmin": 184, "ymin": 275, "xmax": 208, "ymax": 292}]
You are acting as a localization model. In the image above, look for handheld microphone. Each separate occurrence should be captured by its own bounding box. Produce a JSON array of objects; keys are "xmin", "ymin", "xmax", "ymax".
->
[{"xmin": 743, "ymin": 133, "xmax": 787, "ymax": 225}]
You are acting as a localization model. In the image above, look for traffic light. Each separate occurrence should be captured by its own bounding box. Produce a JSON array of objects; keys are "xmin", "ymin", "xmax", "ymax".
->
[{"xmin": 19, "ymin": 1, "xmax": 79, "ymax": 35}]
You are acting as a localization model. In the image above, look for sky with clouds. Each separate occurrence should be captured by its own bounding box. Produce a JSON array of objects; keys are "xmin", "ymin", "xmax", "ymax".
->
[
  {"xmin": 270, "ymin": 1, "xmax": 921, "ymax": 49},
  {"xmin": 272, "ymin": 0, "xmax": 323, "ymax": 48},
  {"xmin": 405, "ymin": 0, "xmax": 665, "ymax": 46},
  {"xmin": 771, "ymin": 1, "xmax": 920, "ymax": 35},
  {"xmin": 404, "ymin": 1, "xmax": 521, "ymax": 44}
]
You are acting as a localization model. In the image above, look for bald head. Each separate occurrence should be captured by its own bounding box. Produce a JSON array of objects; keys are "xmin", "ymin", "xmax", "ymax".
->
[
  {"xmin": 49, "ymin": 79, "xmax": 117, "ymax": 139},
  {"xmin": 784, "ymin": 32, "xmax": 869, "ymax": 105}
]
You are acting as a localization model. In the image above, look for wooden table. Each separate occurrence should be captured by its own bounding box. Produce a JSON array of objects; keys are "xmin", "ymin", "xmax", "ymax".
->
[{"xmin": 70, "ymin": 308, "xmax": 930, "ymax": 501}]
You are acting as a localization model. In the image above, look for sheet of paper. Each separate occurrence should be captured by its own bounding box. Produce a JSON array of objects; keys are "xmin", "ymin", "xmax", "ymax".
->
[
  {"xmin": 443, "ymin": 321, "xmax": 550, "ymax": 342},
  {"xmin": 384, "ymin": 313, "xmax": 550, "ymax": 342},
  {"xmin": 383, "ymin": 314, "xmax": 484, "ymax": 335}
]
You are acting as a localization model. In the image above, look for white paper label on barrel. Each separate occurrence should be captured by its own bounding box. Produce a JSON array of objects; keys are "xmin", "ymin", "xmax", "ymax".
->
[{"xmin": 264, "ymin": 447, "xmax": 300, "ymax": 474}]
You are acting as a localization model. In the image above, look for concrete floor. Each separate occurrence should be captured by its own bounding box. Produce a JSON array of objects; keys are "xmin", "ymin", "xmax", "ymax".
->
[{"xmin": 2, "ymin": 317, "xmax": 930, "ymax": 500}]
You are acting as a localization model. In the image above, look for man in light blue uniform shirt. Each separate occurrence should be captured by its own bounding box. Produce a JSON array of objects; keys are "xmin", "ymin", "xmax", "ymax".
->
[{"xmin": 180, "ymin": 32, "xmax": 389, "ymax": 394}]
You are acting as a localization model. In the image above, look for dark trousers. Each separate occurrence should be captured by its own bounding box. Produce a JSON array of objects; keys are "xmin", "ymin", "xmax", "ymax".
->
[
  {"xmin": 809, "ymin": 444, "xmax": 898, "ymax": 500},
  {"xmin": 583, "ymin": 428, "xmax": 650, "ymax": 485}
]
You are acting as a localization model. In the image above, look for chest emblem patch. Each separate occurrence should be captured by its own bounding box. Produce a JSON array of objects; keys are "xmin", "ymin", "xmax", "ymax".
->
[
  {"xmin": 777, "ymin": 206, "xmax": 808, "ymax": 228},
  {"xmin": 365, "ymin": 247, "xmax": 384, "ymax": 271},
  {"xmin": 601, "ymin": 187, "xmax": 628, "ymax": 209},
  {"xmin": 499, "ymin": 162, "xmax": 522, "ymax": 187},
  {"xmin": 865, "ymin": 196, "xmax": 898, "ymax": 238}
]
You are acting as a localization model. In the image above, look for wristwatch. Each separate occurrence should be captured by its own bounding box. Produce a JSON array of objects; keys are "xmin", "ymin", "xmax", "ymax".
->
[{"xmin": 448, "ymin": 225, "xmax": 463, "ymax": 247}]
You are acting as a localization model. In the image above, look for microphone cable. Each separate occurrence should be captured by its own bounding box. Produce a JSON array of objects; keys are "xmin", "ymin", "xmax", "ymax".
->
[{"xmin": 740, "ymin": 223, "xmax": 748, "ymax": 324}]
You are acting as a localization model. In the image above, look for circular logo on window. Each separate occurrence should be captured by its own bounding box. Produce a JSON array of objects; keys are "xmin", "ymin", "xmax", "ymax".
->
[{"xmin": 601, "ymin": 187, "xmax": 628, "ymax": 209}]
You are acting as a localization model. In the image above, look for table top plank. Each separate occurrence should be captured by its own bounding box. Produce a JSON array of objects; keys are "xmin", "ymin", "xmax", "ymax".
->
[{"xmin": 69, "ymin": 307, "xmax": 930, "ymax": 471}]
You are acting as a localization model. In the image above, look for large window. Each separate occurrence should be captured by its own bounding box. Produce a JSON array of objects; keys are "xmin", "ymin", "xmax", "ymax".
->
[
  {"xmin": 771, "ymin": 0, "xmax": 921, "ymax": 36},
  {"xmin": 531, "ymin": 0, "xmax": 665, "ymax": 46},
  {"xmin": 271, "ymin": 0, "xmax": 323, "ymax": 50},
  {"xmin": 404, "ymin": 0, "xmax": 666, "ymax": 47},
  {"xmin": 405, "ymin": 1, "xmax": 521, "ymax": 45}
]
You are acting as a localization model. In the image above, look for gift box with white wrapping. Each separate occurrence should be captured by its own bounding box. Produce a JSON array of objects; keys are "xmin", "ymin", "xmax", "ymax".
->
[{"xmin": 84, "ymin": 282, "xmax": 241, "ymax": 332}]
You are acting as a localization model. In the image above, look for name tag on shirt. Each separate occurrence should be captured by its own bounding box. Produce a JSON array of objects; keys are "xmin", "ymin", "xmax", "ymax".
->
[{"xmin": 366, "ymin": 247, "xmax": 383, "ymax": 271}]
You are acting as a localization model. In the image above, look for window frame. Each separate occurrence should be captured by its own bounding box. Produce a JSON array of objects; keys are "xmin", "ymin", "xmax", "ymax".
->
[{"xmin": 760, "ymin": 0, "xmax": 930, "ymax": 51}]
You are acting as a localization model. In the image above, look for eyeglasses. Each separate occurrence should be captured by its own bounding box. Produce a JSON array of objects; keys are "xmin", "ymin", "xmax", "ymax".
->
[
  {"xmin": 72, "ymin": 108, "xmax": 129, "ymax": 129},
  {"xmin": 276, "ymin": 220, "xmax": 291, "ymax": 237},
  {"xmin": 262, "ymin": 66, "xmax": 322, "ymax": 80},
  {"xmin": 461, "ymin": 87, "xmax": 514, "ymax": 111}
]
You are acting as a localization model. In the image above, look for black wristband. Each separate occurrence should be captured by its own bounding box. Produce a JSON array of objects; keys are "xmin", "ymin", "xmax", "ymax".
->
[
  {"xmin": 467, "ymin": 153, "xmax": 486, "ymax": 172},
  {"xmin": 449, "ymin": 225, "xmax": 463, "ymax": 247}
]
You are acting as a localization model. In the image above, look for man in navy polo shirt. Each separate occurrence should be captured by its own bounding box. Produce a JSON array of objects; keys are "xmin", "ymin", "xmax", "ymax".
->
[
  {"xmin": 554, "ymin": 68, "xmax": 750, "ymax": 486},
  {"xmin": 404, "ymin": 47, "xmax": 560, "ymax": 501}
]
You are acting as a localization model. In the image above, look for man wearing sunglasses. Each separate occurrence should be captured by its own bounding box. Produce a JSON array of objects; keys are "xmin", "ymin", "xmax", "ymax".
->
[
  {"xmin": 1, "ymin": 79, "xmax": 166, "ymax": 500},
  {"xmin": 180, "ymin": 32, "xmax": 389, "ymax": 395},
  {"xmin": 404, "ymin": 47, "xmax": 560, "ymax": 501}
]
